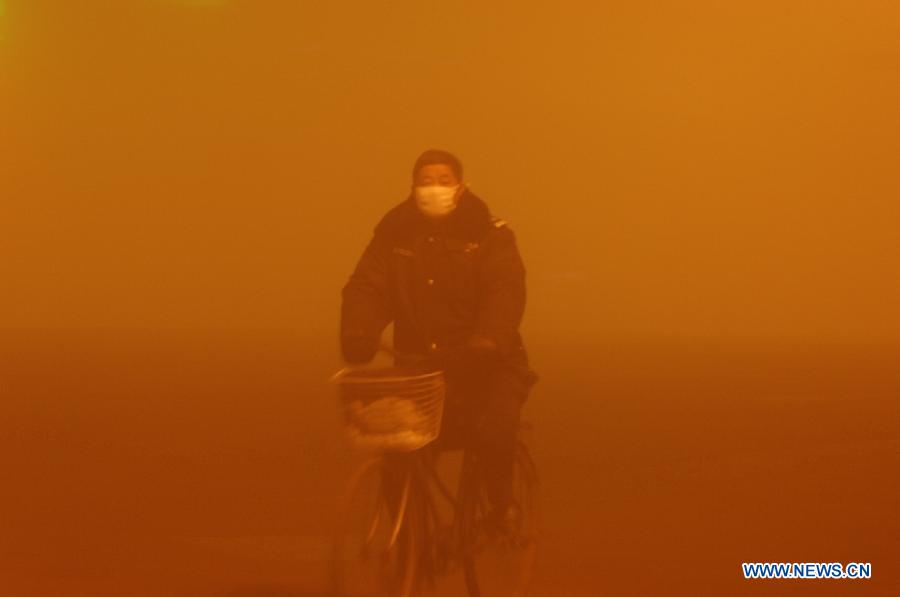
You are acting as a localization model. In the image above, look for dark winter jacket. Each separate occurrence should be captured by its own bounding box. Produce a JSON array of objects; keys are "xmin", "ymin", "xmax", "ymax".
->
[{"xmin": 340, "ymin": 190, "xmax": 533, "ymax": 380}]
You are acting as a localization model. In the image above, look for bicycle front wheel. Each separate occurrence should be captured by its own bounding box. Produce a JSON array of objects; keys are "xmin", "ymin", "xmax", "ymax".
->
[{"xmin": 332, "ymin": 456, "xmax": 419, "ymax": 597}]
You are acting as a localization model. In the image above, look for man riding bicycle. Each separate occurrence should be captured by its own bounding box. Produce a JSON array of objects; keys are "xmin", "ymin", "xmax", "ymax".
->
[{"xmin": 340, "ymin": 148, "xmax": 537, "ymax": 529}]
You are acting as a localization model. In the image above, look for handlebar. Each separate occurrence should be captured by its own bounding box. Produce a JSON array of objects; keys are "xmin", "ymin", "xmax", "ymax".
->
[
  {"xmin": 334, "ymin": 340, "xmax": 501, "ymax": 382},
  {"xmin": 331, "ymin": 343, "xmax": 441, "ymax": 382}
]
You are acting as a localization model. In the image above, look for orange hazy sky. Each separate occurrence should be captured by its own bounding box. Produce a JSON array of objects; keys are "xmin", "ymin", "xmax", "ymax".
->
[{"xmin": 2, "ymin": 1, "xmax": 899, "ymax": 341}]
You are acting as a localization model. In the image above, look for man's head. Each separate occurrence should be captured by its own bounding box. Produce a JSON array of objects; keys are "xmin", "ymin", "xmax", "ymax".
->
[
  {"xmin": 412, "ymin": 149, "xmax": 463, "ymax": 184},
  {"xmin": 411, "ymin": 149, "xmax": 465, "ymax": 218}
]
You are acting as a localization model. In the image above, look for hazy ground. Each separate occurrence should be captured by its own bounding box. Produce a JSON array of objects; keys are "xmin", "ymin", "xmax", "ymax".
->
[{"xmin": 1, "ymin": 331, "xmax": 897, "ymax": 596}]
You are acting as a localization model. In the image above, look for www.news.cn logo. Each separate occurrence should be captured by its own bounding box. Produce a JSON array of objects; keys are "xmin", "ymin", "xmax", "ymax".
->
[{"xmin": 742, "ymin": 562, "xmax": 871, "ymax": 580}]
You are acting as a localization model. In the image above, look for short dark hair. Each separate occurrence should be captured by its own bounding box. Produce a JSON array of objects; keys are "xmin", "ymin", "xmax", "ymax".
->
[{"xmin": 412, "ymin": 149, "xmax": 463, "ymax": 181}]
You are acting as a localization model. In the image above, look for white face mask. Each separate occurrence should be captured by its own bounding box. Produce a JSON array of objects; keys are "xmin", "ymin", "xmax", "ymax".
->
[{"xmin": 414, "ymin": 185, "xmax": 460, "ymax": 218}]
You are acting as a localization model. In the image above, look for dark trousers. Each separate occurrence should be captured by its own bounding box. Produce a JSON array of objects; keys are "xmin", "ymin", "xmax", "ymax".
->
[{"xmin": 439, "ymin": 364, "xmax": 533, "ymax": 509}]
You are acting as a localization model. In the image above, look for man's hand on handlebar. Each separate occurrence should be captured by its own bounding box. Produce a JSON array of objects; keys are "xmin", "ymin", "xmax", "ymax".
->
[
  {"xmin": 414, "ymin": 335, "xmax": 502, "ymax": 377},
  {"xmin": 341, "ymin": 334, "xmax": 502, "ymax": 377},
  {"xmin": 341, "ymin": 332, "xmax": 379, "ymax": 365}
]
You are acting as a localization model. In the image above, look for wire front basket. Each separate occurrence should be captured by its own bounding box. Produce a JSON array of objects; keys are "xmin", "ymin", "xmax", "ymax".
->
[{"xmin": 332, "ymin": 367, "xmax": 446, "ymax": 452}]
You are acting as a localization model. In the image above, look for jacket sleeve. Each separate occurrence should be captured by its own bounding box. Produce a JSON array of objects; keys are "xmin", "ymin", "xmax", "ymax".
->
[
  {"xmin": 473, "ymin": 225, "xmax": 526, "ymax": 356},
  {"xmin": 340, "ymin": 231, "xmax": 393, "ymax": 363}
]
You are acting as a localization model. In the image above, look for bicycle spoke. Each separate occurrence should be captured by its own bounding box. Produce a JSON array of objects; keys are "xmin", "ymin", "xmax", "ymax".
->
[{"xmin": 333, "ymin": 459, "xmax": 418, "ymax": 597}]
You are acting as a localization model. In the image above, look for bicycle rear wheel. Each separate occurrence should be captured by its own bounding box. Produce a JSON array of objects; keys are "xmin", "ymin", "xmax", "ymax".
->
[
  {"xmin": 332, "ymin": 456, "xmax": 419, "ymax": 597},
  {"xmin": 461, "ymin": 442, "xmax": 540, "ymax": 597}
]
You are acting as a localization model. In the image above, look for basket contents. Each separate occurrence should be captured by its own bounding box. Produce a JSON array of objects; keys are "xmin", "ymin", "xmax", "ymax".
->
[{"xmin": 348, "ymin": 397, "xmax": 427, "ymax": 434}]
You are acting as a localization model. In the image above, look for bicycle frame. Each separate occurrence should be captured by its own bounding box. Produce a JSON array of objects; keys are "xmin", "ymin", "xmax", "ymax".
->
[{"xmin": 335, "ymin": 438, "xmax": 536, "ymax": 596}]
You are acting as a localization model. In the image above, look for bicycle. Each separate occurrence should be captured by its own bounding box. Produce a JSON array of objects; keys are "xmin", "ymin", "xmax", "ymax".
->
[{"xmin": 330, "ymin": 362, "xmax": 540, "ymax": 597}]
